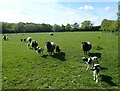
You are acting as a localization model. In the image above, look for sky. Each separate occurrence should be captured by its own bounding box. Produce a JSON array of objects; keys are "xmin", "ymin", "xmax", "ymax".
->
[{"xmin": 0, "ymin": 0, "xmax": 119, "ymax": 26}]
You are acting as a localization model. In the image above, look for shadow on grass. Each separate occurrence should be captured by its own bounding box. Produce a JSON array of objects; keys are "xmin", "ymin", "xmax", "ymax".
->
[
  {"xmin": 51, "ymin": 52, "xmax": 66, "ymax": 61},
  {"xmin": 41, "ymin": 55, "xmax": 48, "ymax": 58},
  {"xmin": 88, "ymin": 52, "xmax": 101, "ymax": 58},
  {"xmin": 100, "ymin": 66, "xmax": 108, "ymax": 70},
  {"xmin": 100, "ymin": 74, "xmax": 118, "ymax": 86},
  {"xmin": 95, "ymin": 46, "xmax": 103, "ymax": 51}
]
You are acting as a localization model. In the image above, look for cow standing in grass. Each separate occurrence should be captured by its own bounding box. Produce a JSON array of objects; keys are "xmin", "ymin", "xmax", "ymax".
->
[
  {"xmin": 56, "ymin": 45, "xmax": 60, "ymax": 53},
  {"xmin": 27, "ymin": 40, "xmax": 38, "ymax": 50},
  {"xmin": 26, "ymin": 37, "xmax": 32, "ymax": 43},
  {"xmin": 93, "ymin": 64, "xmax": 100, "ymax": 83},
  {"xmin": 35, "ymin": 47, "xmax": 44, "ymax": 56},
  {"xmin": 49, "ymin": 33, "xmax": 53, "ymax": 36},
  {"xmin": 82, "ymin": 56, "xmax": 98, "ymax": 70},
  {"xmin": 45, "ymin": 41, "xmax": 55, "ymax": 55},
  {"xmin": 81, "ymin": 41, "xmax": 92, "ymax": 55},
  {"xmin": 2, "ymin": 35, "xmax": 8, "ymax": 41}
]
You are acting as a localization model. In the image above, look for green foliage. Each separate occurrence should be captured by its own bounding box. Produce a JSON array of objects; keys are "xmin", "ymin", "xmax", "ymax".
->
[
  {"xmin": 100, "ymin": 19, "xmax": 119, "ymax": 33},
  {"xmin": 65, "ymin": 23, "xmax": 72, "ymax": 31},
  {"xmin": 52, "ymin": 24, "xmax": 62, "ymax": 32},
  {"xmin": 4, "ymin": 19, "xmax": 119, "ymax": 33},
  {"xmin": 2, "ymin": 32, "xmax": 118, "ymax": 89},
  {"xmin": 81, "ymin": 20, "xmax": 93, "ymax": 30},
  {"xmin": 72, "ymin": 22, "xmax": 80, "ymax": 31}
]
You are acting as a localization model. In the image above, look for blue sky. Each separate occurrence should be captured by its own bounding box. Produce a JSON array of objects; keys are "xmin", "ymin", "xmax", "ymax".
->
[{"xmin": 0, "ymin": 0, "xmax": 119, "ymax": 26}]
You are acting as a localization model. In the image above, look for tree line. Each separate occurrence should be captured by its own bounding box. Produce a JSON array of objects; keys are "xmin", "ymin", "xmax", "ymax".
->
[
  {"xmin": 1, "ymin": 19, "xmax": 119, "ymax": 33},
  {"xmin": 100, "ymin": 19, "xmax": 119, "ymax": 33}
]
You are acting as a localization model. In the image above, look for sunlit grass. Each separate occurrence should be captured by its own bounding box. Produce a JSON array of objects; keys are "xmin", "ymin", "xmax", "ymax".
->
[{"xmin": 2, "ymin": 32, "xmax": 118, "ymax": 89}]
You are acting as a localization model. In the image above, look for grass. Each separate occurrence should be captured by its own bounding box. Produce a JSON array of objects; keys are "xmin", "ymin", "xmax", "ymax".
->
[{"xmin": 2, "ymin": 32, "xmax": 118, "ymax": 89}]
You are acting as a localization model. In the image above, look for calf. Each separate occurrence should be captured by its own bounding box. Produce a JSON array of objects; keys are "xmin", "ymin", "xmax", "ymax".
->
[
  {"xmin": 35, "ymin": 47, "xmax": 44, "ymax": 56},
  {"xmin": 56, "ymin": 45, "xmax": 60, "ymax": 53},
  {"xmin": 82, "ymin": 56, "xmax": 98, "ymax": 70},
  {"xmin": 24, "ymin": 39, "xmax": 26, "ymax": 42},
  {"xmin": 21, "ymin": 39, "xmax": 23, "ymax": 42},
  {"xmin": 93, "ymin": 64, "xmax": 100, "ymax": 83}
]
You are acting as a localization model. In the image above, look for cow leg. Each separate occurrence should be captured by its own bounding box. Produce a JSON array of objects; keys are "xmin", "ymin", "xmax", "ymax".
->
[
  {"xmin": 95, "ymin": 74, "xmax": 98, "ymax": 83},
  {"xmin": 93, "ymin": 71, "xmax": 96, "ymax": 80},
  {"xmin": 86, "ymin": 64, "xmax": 89, "ymax": 70}
]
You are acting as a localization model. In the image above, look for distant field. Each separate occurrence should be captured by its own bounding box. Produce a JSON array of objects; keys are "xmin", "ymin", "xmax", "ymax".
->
[{"xmin": 2, "ymin": 32, "xmax": 118, "ymax": 89}]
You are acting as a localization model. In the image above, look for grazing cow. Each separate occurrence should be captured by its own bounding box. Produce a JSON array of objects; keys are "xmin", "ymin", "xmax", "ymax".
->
[
  {"xmin": 2, "ymin": 35, "xmax": 8, "ymax": 41},
  {"xmin": 27, "ymin": 40, "xmax": 38, "ymax": 49},
  {"xmin": 26, "ymin": 37, "xmax": 32, "ymax": 43},
  {"xmin": 56, "ymin": 45, "xmax": 60, "ymax": 53},
  {"xmin": 49, "ymin": 33, "xmax": 53, "ymax": 36},
  {"xmin": 35, "ymin": 47, "xmax": 44, "ymax": 56},
  {"xmin": 21, "ymin": 39, "xmax": 23, "ymax": 42},
  {"xmin": 82, "ymin": 56, "xmax": 98, "ymax": 70},
  {"xmin": 45, "ymin": 41, "xmax": 55, "ymax": 55},
  {"xmin": 24, "ymin": 39, "xmax": 26, "ymax": 42},
  {"xmin": 81, "ymin": 41, "xmax": 92, "ymax": 55},
  {"xmin": 93, "ymin": 64, "xmax": 100, "ymax": 83}
]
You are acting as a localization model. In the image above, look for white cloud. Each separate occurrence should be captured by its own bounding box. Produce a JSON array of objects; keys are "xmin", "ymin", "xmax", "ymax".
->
[
  {"xmin": 104, "ymin": 6, "xmax": 111, "ymax": 11},
  {"xmin": 79, "ymin": 5, "xmax": 95, "ymax": 10},
  {"xmin": 0, "ymin": 0, "xmax": 117, "ymax": 26}
]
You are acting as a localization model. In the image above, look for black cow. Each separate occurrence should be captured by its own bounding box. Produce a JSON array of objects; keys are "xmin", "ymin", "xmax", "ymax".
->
[
  {"xmin": 81, "ymin": 41, "xmax": 92, "ymax": 55},
  {"xmin": 45, "ymin": 41, "xmax": 55, "ymax": 55},
  {"xmin": 56, "ymin": 45, "xmax": 60, "ymax": 53}
]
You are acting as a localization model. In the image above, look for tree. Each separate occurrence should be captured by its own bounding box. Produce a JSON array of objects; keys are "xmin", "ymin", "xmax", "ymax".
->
[
  {"xmin": 72, "ymin": 22, "xmax": 80, "ymax": 31},
  {"xmin": 100, "ymin": 19, "xmax": 119, "ymax": 33},
  {"xmin": 40, "ymin": 23, "xmax": 52, "ymax": 32},
  {"xmin": 52, "ymin": 24, "xmax": 62, "ymax": 32},
  {"xmin": 81, "ymin": 20, "xmax": 93, "ymax": 30},
  {"xmin": 65, "ymin": 24, "xmax": 72, "ymax": 31},
  {"xmin": 61, "ymin": 24, "xmax": 65, "ymax": 32}
]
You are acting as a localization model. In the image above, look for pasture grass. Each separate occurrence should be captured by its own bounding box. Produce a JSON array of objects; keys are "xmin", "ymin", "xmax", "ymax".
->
[{"xmin": 2, "ymin": 32, "xmax": 118, "ymax": 89}]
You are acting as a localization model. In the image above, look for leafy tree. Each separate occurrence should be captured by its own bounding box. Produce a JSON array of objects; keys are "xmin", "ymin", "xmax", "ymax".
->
[
  {"xmin": 40, "ymin": 23, "xmax": 52, "ymax": 32},
  {"xmin": 24, "ymin": 23, "xmax": 37, "ymax": 32},
  {"xmin": 52, "ymin": 24, "xmax": 62, "ymax": 32},
  {"xmin": 100, "ymin": 19, "xmax": 119, "ymax": 33},
  {"xmin": 81, "ymin": 20, "xmax": 93, "ymax": 30},
  {"xmin": 65, "ymin": 24, "xmax": 72, "ymax": 31},
  {"xmin": 61, "ymin": 24, "xmax": 65, "ymax": 32},
  {"xmin": 72, "ymin": 22, "xmax": 80, "ymax": 31}
]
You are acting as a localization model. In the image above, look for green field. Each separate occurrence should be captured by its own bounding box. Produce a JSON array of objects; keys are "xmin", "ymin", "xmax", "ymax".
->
[{"xmin": 2, "ymin": 32, "xmax": 118, "ymax": 89}]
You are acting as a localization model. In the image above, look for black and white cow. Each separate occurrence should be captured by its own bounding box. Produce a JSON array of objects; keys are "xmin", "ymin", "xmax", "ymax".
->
[
  {"xmin": 27, "ymin": 40, "xmax": 38, "ymax": 49},
  {"xmin": 26, "ymin": 37, "xmax": 32, "ymax": 43},
  {"xmin": 82, "ymin": 56, "xmax": 98, "ymax": 70},
  {"xmin": 45, "ymin": 41, "xmax": 55, "ymax": 55},
  {"xmin": 2, "ymin": 35, "xmax": 8, "ymax": 41},
  {"xmin": 93, "ymin": 64, "xmax": 100, "ymax": 83},
  {"xmin": 35, "ymin": 47, "xmax": 44, "ymax": 56},
  {"xmin": 81, "ymin": 41, "xmax": 92, "ymax": 55},
  {"xmin": 49, "ymin": 33, "xmax": 53, "ymax": 36}
]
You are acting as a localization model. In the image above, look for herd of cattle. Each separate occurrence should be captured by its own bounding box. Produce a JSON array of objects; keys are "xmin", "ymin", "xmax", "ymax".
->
[{"xmin": 2, "ymin": 33, "xmax": 101, "ymax": 83}]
